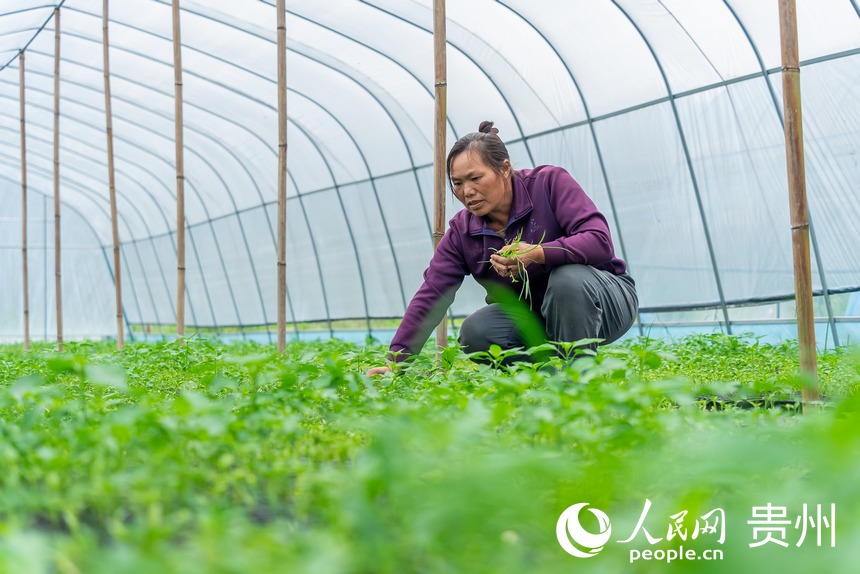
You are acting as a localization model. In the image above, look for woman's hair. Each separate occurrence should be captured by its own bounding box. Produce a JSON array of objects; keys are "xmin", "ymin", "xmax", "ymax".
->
[{"xmin": 446, "ymin": 121, "xmax": 511, "ymax": 191}]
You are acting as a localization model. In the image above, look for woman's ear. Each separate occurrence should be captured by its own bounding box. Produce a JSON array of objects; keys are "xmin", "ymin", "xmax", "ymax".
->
[{"xmin": 502, "ymin": 159, "xmax": 512, "ymax": 178}]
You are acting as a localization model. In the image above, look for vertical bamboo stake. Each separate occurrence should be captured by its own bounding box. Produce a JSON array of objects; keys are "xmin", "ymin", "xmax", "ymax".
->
[
  {"xmin": 104, "ymin": 0, "xmax": 124, "ymax": 349},
  {"xmin": 276, "ymin": 0, "xmax": 287, "ymax": 353},
  {"xmin": 172, "ymin": 0, "xmax": 186, "ymax": 337},
  {"xmin": 19, "ymin": 50, "xmax": 30, "ymax": 350},
  {"xmin": 53, "ymin": 8, "xmax": 63, "ymax": 351},
  {"xmin": 778, "ymin": 0, "xmax": 819, "ymax": 408},
  {"xmin": 433, "ymin": 0, "xmax": 448, "ymax": 354}
]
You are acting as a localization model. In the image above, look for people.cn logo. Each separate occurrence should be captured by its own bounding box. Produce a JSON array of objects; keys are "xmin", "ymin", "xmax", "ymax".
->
[{"xmin": 556, "ymin": 503, "xmax": 612, "ymax": 558}]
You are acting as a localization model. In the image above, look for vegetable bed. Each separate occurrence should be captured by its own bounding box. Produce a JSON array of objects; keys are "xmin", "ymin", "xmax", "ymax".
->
[{"xmin": 0, "ymin": 335, "xmax": 858, "ymax": 573}]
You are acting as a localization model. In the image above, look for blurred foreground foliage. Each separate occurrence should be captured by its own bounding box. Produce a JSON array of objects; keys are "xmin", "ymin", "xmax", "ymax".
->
[{"xmin": 0, "ymin": 334, "xmax": 858, "ymax": 573}]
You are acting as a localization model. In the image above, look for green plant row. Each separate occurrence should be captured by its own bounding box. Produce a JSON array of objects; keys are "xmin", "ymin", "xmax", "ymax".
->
[{"xmin": 0, "ymin": 335, "xmax": 857, "ymax": 573}]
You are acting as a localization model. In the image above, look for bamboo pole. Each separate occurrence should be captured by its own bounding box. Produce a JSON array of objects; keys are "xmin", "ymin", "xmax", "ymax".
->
[
  {"xmin": 103, "ymin": 0, "xmax": 124, "ymax": 349},
  {"xmin": 53, "ymin": 8, "xmax": 63, "ymax": 351},
  {"xmin": 778, "ymin": 0, "xmax": 819, "ymax": 408},
  {"xmin": 433, "ymin": 0, "xmax": 448, "ymax": 354},
  {"xmin": 276, "ymin": 0, "xmax": 287, "ymax": 353},
  {"xmin": 172, "ymin": 0, "xmax": 186, "ymax": 337},
  {"xmin": 19, "ymin": 50, "xmax": 30, "ymax": 350}
]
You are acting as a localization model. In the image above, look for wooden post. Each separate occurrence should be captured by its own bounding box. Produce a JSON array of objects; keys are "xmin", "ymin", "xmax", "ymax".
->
[
  {"xmin": 778, "ymin": 0, "xmax": 819, "ymax": 407},
  {"xmin": 19, "ymin": 50, "xmax": 30, "ymax": 350},
  {"xmin": 103, "ymin": 0, "xmax": 124, "ymax": 349},
  {"xmin": 433, "ymin": 0, "xmax": 448, "ymax": 354},
  {"xmin": 276, "ymin": 0, "xmax": 287, "ymax": 353},
  {"xmin": 53, "ymin": 8, "xmax": 63, "ymax": 351},
  {"xmin": 172, "ymin": 0, "xmax": 186, "ymax": 337}
]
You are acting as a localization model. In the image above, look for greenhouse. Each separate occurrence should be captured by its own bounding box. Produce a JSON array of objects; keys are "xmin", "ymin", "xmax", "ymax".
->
[
  {"xmin": 1, "ymin": 1, "xmax": 860, "ymax": 572},
  {"xmin": 1, "ymin": 0, "xmax": 859, "ymax": 345}
]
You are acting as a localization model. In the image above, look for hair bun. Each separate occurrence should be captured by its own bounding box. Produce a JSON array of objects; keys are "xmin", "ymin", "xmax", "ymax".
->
[{"xmin": 478, "ymin": 121, "xmax": 499, "ymax": 135}]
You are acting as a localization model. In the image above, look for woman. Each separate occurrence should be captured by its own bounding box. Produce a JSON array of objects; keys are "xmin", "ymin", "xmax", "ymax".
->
[{"xmin": 366, "ymin": 121, "xmax": 637, "ymax": 375}]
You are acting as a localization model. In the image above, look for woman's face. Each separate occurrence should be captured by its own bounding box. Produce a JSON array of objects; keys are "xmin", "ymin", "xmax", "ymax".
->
[{"xmin": 449, "ymin": 150, "xmax": 512, "ymax": 221}]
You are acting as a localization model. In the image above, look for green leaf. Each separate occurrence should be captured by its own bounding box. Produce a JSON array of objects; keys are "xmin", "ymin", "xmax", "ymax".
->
[
  {"xmin": 84, "ymin": 364, "xmax": 129, "ymax": 392},
  {"xmin": 8, "ymin": 374, "xmax": 44, "ymax": 401},
  {"xmin": 46, "ymin": 356, "xmax": 83, "ymax": 375}
]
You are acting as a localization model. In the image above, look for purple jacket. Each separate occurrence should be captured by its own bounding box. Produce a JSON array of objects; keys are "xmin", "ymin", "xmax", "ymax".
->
[{"xmin": 389, "ymin": 165, "xmax": 627, "ymax": 359}]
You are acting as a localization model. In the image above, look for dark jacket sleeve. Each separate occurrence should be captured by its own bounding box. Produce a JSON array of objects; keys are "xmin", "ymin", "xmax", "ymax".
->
[{"xmin": 388, "ymin": 225, "xmax": 468, "ymax": 361}]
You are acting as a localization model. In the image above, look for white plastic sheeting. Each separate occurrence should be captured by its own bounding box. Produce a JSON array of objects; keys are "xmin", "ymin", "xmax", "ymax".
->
[{"xmin": 0, "ymin": 0, "xmax": 859, "ymax": 341}]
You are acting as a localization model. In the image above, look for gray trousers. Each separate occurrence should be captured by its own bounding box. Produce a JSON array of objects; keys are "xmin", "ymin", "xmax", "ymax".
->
[{"xmin": 458, "ymin": 264, "xmax": 638, "ymax": 358}]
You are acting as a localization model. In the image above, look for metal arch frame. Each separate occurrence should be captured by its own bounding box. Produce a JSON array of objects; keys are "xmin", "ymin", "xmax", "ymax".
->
[
  {"xmin": 357, "ymin": 0, "xmax": 564, "ymax": 131},
  {"xmin": 169, "ymin": 0, "xmax": 448, "ymax": 243},
  {"xmin": 496, "ymin": 0, "xmax": 645, "ymax": 337},
  {"xmin": 4, "ymin": 1, "xmax": 854, "ymax": 338},
  {"xmin": 287, "ymin": 78, "xmax": 410, "ymax": 311},
  {"xmin": 646, "ymin": 0, "xmax": 843, "ymax": 347},
  {"xmin": 53, "ymin": 120, "xmax": 220, "ymax": 332},
  {"xmin": 722, "ymin": 0, "xmax": 842, "ymax": 347},
  {"xmin": 98, "ymin": 241, "xmax": 134, "ymax": 341},
  {"xmin": 288, "ymin": 118, "xmax": 374, "ymax": 335},
  {"xmin": 357, "ymin": 0, "xmax": 537, "ymax": 167},
  {"xmin": 63, "ymin": 1, "xmax": 453, "ymax": 333},
  {"xmin": 285, "ymin": 169, "xmax": 331, "ymax": 336},
  {"xmin": 851, "ymin": 0, "xmax": 860, "ymax": 19},
  {"xmin": 0, "ymin": 144, "xmax": 176, "ymax": 331},
  {"xmin": 0, "ymin": 1, "xmax": 65, "ymax": 71},
  {"xmin": 276, "ymin": 17, "xmax": 461, "ymax": 334},
  {"xmin": 20, "ymin": 50, "xmax": 272, "ymax": 335},
  {"xmin": 5, "ymin": 95, "xmax": 222, "ymax": 334},
  {"xmin": 0, "ymin": 80, "xmax": 200, "ymax": 330},
  {"xmin": 0, "ymin": 170, "xmax": 136, "ymax": 340},
  {"xmin": 608, "ymin": 0, "xmax": 733, "ymax": 335},
  {"xmin": 30, "ymin": 34, "xmax": 272, "ymax": 338},
  {"xmin": 270, "ymin": 1, "xmax": 459, "ymax": 152},
  {"xmin": 288, "ymin": 88, "xmax": 412, "ymax": 320},
  {"xmin": 0, "ymin": 144, "xmax": 146, "ymax": 250},
  {"xmin": 90, "ymin": 2, "xmax": 433, "ymax": 328},
  {"xmin": 503, "ymin": 47, "xmax": 860, "ymax": 146},
  {"xmin": 280, "ymin": 3, "xmax": 456, "ymax": 245},
  {"xmin": 2, "ymin": 73, "xmax": 176, "ymax": 237},
  {"xmin": 288, "ymin": 42, "xmax": 435, "ymax": 238},
  {"xmin": 114, "ymin": 240, "xmax": 146, "ymax": 340},
  {"xmin": 145, "ymin": 0, "xmax": 440, "ymax": 238},
  {"xmin": 0, "ymin": 27, "xmax": 43, "ymax": 61},
  {"xmin": 23, "ymin": 50, "xmax": 257, "ymax": 336},
  {"xmin": 98, "ymin": 16, "xmax": 396, "ymax": 334},
  {"xmin": 151, "ymin": 1, "xmax": 434, "ymax": 315},
  {"xmin": 0, "ymin": 6, "xmax": 58, "ymax": 20},
  {"xmin": 46, "ymin": 12, "xmax": 384, "ymax": 334},
  {"xmin": 30, "ymin": 32, "xmax": 262, "ymax": 214},
  {"xmin": 28, "ymin": 21, "xmax": 317, "ymax": 338},
  {"xmin": 0, "ymin": 118, "xmax": 150, "ymax": 234},
  {"xmin": 0, "ymin": 166, "xmax": 140, "ymax": 337}
]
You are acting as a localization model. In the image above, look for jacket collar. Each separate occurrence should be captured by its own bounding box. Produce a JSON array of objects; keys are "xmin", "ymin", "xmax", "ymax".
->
[{"xmin": 467, "ymin": 170, "xmax": 534, "ymax": 236}]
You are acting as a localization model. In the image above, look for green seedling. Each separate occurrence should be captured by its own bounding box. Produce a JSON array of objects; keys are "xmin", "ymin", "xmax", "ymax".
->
[
  {"xmin": 487, "ymin": 229, "xmax": 571, "ymax": 307},
  {"xmin": 0, "ymin": 335, "xmax": 856, "ymax": 571}
]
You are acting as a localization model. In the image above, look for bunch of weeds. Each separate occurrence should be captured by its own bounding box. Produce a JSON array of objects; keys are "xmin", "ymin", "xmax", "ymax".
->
[{"xmin": 489, "ymin": 229, "xmax": 571, "ymax": 308}]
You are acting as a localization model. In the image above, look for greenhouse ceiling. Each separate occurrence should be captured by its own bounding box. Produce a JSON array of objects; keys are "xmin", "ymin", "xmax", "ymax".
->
[{"xmin": 0, "ymin": 0, "xmax": 859, "ymax": 341}]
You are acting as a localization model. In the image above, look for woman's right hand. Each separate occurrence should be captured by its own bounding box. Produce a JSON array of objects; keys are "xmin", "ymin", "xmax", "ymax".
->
[{"xmin": 365, "ymin": 365, "xmax": 393, "ymax": 376}]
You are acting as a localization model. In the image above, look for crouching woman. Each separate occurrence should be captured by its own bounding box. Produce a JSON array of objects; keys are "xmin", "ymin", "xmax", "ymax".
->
[{"xmin": 366, "ymin": 121, "xmax": 638, "ymax": 375}]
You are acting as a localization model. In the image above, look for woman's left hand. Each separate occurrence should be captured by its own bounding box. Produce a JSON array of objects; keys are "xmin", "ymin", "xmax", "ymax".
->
[{"xmin": 490, "ymin": 242, "xmax": 545, "ymax": 278}]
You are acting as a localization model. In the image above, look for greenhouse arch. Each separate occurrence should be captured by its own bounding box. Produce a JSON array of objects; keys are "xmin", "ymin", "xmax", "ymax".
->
[{"xmin": 1, "ymin": 0, "xmax": 859, "ymax": 345}]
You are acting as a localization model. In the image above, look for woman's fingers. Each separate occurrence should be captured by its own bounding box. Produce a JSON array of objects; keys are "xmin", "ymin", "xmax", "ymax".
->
[
  {"xmin": 365, "ymin": 365, "xmax": 393, "ymax": 376},
  {"xmin": 490, "ymin": 254, "xmax": 518, "ymax": 276}
]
